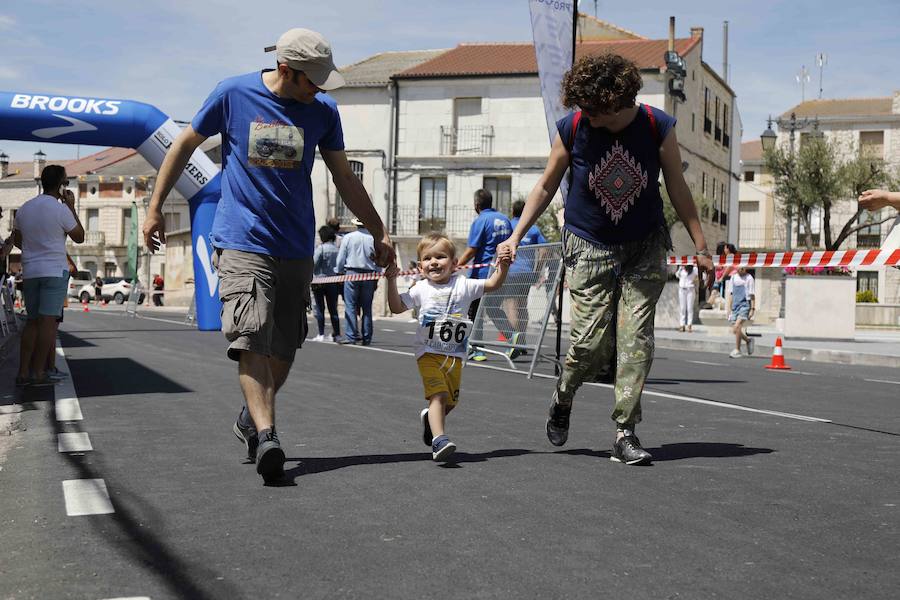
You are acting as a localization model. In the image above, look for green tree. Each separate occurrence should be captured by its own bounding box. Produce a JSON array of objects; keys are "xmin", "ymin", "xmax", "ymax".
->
[
  {"xmin": 764, "ymin": 136, "xmax": 896, "ymax": 250},
  {"xmin": 536, "ymin": 200, "xmax": 563, "ymax": 242}
]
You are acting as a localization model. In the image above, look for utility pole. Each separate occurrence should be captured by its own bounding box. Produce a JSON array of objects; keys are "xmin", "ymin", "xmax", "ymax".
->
[{"xmin": 816, "ymin": 52, "xmax": 827, "ymax": 99}]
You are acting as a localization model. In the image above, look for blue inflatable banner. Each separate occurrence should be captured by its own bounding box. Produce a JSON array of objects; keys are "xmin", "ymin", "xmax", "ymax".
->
[{"xmin": 0, "ymin": 91, "xmax": 222, "ymax": 330}]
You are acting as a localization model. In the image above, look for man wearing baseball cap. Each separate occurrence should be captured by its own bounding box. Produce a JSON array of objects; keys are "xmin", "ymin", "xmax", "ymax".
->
[{"xmin": 143, "ymin": 28, "xmax": 394, "ymax": 485}]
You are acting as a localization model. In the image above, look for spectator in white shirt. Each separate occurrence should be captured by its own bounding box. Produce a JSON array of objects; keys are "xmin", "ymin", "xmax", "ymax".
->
[
  {"xmin": 13, "ymin": 165, "xmax": 85, "ymax": 386},
  {"xmin": 675, "ymin": 265, "xmax": 698, "ymax": 332}
]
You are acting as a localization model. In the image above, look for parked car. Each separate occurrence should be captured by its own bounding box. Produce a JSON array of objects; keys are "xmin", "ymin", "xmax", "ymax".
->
[
  {"xmin": 75, "ymin": 277, "xmax": 145, "ymax": 304},
  {"xmin": 68, "ymin": 270, "xmax": 93, "ymax": 300}
]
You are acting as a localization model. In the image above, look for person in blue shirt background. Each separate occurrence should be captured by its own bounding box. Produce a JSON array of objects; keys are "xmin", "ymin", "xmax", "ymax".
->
[
  {"xmin": 503, "ymin": 199, "xmax": 548, "ymax": 359},
  {"xmin": 457, "ymin": 189, "xmax": 515, "ymax": 361},
  {"xmin": 336, "ymin": 218, "xmax": 380, "ymax": 346}
]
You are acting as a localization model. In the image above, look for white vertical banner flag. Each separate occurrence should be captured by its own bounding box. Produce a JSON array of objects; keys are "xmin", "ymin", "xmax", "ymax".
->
[{"xmin": 529, "ymin": 0, "xmax": 575, "ymax": 199}]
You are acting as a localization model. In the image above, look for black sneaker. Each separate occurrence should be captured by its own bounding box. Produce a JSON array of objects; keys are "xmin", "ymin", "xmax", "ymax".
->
[
  {"xmin": 546, "ymin": 393, "xmax": 571, "ymax": 447},
  {"xmin": 610, "ymin": 434, "xmax": 652, "ymax": 465},
  {"xmin": 232, "ymin": 408, "xmax": 258, "ymax": 464},
  {"xmin": 256, "ymin": 429, "xmax": 286, "ymax": 482},
  {"xmin": 420, "ymin": 408, "xmax": 432, "ymax": 447}
]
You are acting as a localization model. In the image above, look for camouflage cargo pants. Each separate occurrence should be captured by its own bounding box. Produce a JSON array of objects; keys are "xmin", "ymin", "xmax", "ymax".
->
[{"xmin": 555, "ymin": 229, "xmax": 668, "ymax": 426}]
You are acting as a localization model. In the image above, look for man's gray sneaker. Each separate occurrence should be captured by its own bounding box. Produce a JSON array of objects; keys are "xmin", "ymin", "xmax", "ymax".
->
[
  {"xmin": 610, "ymin": 434, "xmax": 652, "ymax": 465},
  {"xmin": 546, "ymin": 393, "xmax": 571, "ymax": 447},
  {"xmin": 256, "ymin": 428, "xmax": 286, "ymax": 482},
  {"xmin": 232, "ymin": 408, "xmax": 258, "ymax": 464}
]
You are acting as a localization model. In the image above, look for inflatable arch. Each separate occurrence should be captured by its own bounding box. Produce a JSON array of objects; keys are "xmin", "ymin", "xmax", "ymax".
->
[{"xmin": 0, "ymin": 91, "xmax": 222, "ymax": 330}]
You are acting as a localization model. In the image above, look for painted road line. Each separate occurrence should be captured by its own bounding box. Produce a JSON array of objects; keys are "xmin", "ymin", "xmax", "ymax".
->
[
  {"xmin": 54, "ymin": 345, "xmax": 82, "ymax": 421},
  {"xmin": 770, "ymin": 370, "xmax": 817, "ymax": 376},
  {"xmin": 865, "ymin": 378, "xmax": 900, "ymax": 385},
  {"xmin": 62, "ymin": 479, "xmax": 114, "ymax": 516},
  {"xmin": 381, "ymin": 328, "xmax": 396, "ymax": 332},
  {"xmin": 57, "ymin": 432, "xmax": 92, "ymax": 453},
  {"xmin": 101, "ymin": 597, "xmax": 151, "ymax": 600},
  {"xmin": 346, "ymin": 345, "xmax": 833, "ymax": 424},
  {"xmin": 403, "ymin": 331, "xmax": 415, "ymax": 335},
  {"xmin": 688, "ymin": 360, "xmax": 726, "ymax": 366}
]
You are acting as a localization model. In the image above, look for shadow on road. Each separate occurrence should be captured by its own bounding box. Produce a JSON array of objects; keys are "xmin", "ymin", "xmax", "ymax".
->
[
  {"xmin": 57, "ymin": 330, "xmax": 96, "ymax": 348},
  {"xmin": 650, "ymin": 442, "xmax": 775, "ymax": 461},
  {"xmin": 646, "ymin": 378, "xmax": 747, "ymax": 385},
  {"xmin": 67, "ymin": 357, "xmax": 192, "ymax": 397},
  {"xmin": 284, "ymin": 447, "xmax": 534, "ymax": 478},
  {"xmin": 556, "ymin": 442, "xmax": 774, "ymax": 462}
]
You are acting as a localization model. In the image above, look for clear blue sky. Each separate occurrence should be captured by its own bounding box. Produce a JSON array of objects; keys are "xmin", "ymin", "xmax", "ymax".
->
[{"xmin": 2, "ymin": 0, "xmax": 898, "ymax": 161}]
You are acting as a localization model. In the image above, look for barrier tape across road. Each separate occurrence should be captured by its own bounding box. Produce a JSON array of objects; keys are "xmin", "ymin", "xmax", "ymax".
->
[
  {"xmin": 668, "ymin": 248, "xmax": 900, "ymax": 268},
  {"xmin": 310, "ymin": 249, "xmax": 900, "ymax": 285},
  {"xmin": 311, "ymin": 262, "xmax": 493, "ymax": 285}
]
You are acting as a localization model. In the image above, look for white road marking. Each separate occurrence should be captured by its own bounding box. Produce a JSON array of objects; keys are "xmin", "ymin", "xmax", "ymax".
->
[
  {"xmin": 347, "ymin": 345, "xmax": 833, "ymax": 424},
  {"xmin": 57, "ymin": 432, "xmax": 92, "ymax": 453},
  {"xmin": 101, "ymin": 597, "xmax": 151, "ymax": 600},
  {"xmin": 403, "ymin": 331, "xmax": 415, "ymax": 335},
  {"xmin": 62, "ymin": 479, "xmax": 114, "ymax": 516},
  {"xmin": 687, "ymin": 360, "xmax": 725, "ymax": 366},
  {"xmin": 75, "ymin": 308, "xmax": 194, "ymax": 328},
  {"xmin": 54, "ymin": 345, "xmax": 82, "ymax": 421},
  {"xmin": 381, "ymin": 328, "xmax": 396, "ymax": 332},
  {"xmin": 770, "ymin": 370, "xmax": 817, "ymax": 376},
  {"xmin": 55, "ymin": 398, "xmax": 83, "ymax": 421},
  {"xmin": 865, "ymin": 378, "xmax": 900, "ymax": 385}
]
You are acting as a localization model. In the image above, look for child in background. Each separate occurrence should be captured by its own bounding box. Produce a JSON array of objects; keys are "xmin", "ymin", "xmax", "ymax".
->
[
  {"xmin": 385, "ymin": 233, "xmax": 510, "ymax": 461},
  {"xmin": 727, "ymin": 266, "xmax": 756, "ymax": 358}
]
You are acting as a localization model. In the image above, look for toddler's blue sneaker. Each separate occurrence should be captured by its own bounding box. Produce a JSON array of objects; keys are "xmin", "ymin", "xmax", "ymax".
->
[{"xmin": 431, "ymin": 434, "xmax": 457, "ymax": 462}]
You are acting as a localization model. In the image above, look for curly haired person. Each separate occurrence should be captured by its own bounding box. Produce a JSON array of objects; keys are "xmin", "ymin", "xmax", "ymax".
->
[{"xmin": 498, "ymin": 54, "xmax": 713, "ymax": 465}]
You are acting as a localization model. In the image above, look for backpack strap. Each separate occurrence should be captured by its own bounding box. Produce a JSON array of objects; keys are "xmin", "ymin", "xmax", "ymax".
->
[
  {"xmin": 641, "ymin": 103, "xmax": 660, "ymax": 147},
  {"xmin": 568, "ymin": 110, "xmax": 583, "ymax": 153}
]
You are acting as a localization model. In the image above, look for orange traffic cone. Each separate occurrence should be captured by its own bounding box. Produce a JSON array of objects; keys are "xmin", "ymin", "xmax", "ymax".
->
[
  {"xmin": 82, "ymin": 300, "xmax": 90, "ymax": 313},
  {"xmin": 764, "ymin": 337, "xmax": 791, "ymax": 370}
]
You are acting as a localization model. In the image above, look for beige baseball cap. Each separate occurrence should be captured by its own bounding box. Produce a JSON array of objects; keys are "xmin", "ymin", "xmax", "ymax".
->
[{"xmin": 264, "ymin": 28, "xmax": 345, "ymax": 91}]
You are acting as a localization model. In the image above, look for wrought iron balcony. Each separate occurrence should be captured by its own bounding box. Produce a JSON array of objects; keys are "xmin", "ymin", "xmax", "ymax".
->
[{"xmin": 440, "ymin": 125, "xmax": 494, "ymax": 156}]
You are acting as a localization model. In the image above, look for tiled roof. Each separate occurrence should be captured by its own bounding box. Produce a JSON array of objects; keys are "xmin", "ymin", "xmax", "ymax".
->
[
  {"xmin": 741, "ymin": 140, "xmax": 763, "ymax": 162},
  {"xmin": 62, "ymin": 147, "xmax": 136, "ymax": 175},
  {"xmin": 781, "ymin": 97, "xmax": 894, "ymax": 119},
  {"xmin": 395, "ymin": 38, "xmax": 700, "ymax": 79},
  {"xmin": 340, "ymin": 49, "xmax": 449, "ymax": 87}
]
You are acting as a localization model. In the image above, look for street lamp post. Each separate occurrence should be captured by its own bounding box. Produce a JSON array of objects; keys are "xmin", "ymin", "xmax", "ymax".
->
[{"xmin": 760, "ymin": 111, "xmax": 820, "ymax": 319}]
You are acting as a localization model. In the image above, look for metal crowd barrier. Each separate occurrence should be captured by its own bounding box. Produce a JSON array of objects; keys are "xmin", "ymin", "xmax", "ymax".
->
[{"xmin": 469, "ymin": 242, "xmax": 563, "ymax": 378}]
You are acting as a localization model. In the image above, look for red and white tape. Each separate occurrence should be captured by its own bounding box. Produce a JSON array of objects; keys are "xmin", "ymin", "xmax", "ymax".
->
[
  {"xmin": 311, "ymin": 262, "xmax": 494, "ymax": 285},
  {"xmin": 668, "ymin": 248, "xmax": 900, "ymax": 268}
]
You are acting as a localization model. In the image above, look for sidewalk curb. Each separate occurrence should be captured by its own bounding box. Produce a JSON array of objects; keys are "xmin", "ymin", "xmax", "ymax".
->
[{"xmin": 655, "ymin": 337, "xmax": 900, "ymax": 368}]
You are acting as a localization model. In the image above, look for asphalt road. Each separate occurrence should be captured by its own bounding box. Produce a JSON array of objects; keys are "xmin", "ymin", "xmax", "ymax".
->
[{"xmin": 1, "ymin": 309, "xmax": 898, "ymax": 600}]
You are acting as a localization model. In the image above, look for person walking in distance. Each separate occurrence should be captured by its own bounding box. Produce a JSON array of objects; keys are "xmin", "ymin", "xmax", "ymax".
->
[
  {"xmin": 311, "ymin": 225, "xmax": 342, "ymax": 342},
  {"xmin": 676, "ymin": 265, "xmax": 697, "ymax": 332},
  {"xmin": 727, "ymin": 266, "xmax": 756, "ymax": 358},
  {"xmin": 336, "ymin": 218, "xmax": 380, "ymax": 345},
  {"xmin": 13, "ymin": 165, "xmax": 85, "ymax": 386},
  {"xmin": 385, "ymin": 233, "xmax": 511, "ymax": 461},
  {"xmin": 497, "ymin": 54, "xmax": 713, "ymax": 465},
  {"xmin": 142, "ymin": 28, "xmax": 394, "ymax": 484},
  {"xmin": 457, "ymin": 189, "xmax": 515, "ymax": 361}
]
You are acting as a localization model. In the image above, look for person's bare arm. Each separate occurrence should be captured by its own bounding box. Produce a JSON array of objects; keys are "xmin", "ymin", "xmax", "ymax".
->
[
  {"xmin": 457, "ymin": 246, "xmax": 476, "ymax": 266},
  {"xmin": 384, "ymin": 264, "xmax": 408, "ymax": 314},
  {"xmin": 498, "ymin": 135, "xmax": 570, "ymax": 264},
  {"xmin": 483, "ymin": 255, "xmax": 511, "ymax": 293},
  {"xmin": 859, "ymin": 189, "xmax": 900, "ymax": 211},
  {"xmin": 62, "ymin": 190, "xmax": 85, "ymax": 243},
  {"xmin": 321, "ymin": 149, "xmax": 395, "ymax": 267},
  {"xmin": 143, "ymin": 125, "xmax": 208, "ymax": 252}
]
